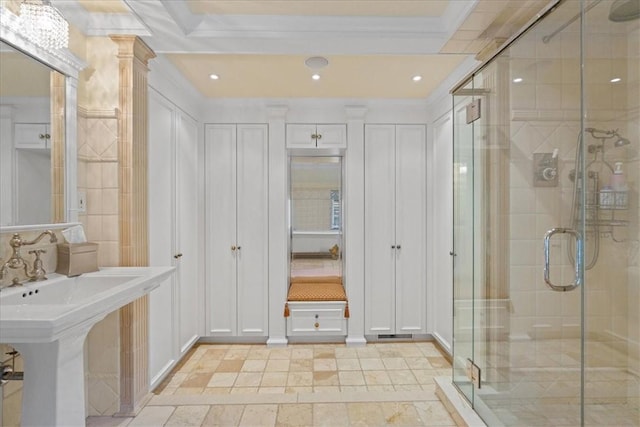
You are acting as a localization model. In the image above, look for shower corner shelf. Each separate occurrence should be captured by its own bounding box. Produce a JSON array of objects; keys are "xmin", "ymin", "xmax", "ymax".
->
[
  {"xmin": 585, "ymin": 190, "xmax": 629, "ymax": 227},
  {"xmin": 588, "ymin": 190, "xmax": 629, "ymax": 210}
]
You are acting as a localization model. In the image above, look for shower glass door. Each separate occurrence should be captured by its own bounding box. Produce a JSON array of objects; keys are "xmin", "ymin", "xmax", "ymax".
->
[{"xmin": 453, "ymin": 1, "xmax": 595, "ymax": 424}]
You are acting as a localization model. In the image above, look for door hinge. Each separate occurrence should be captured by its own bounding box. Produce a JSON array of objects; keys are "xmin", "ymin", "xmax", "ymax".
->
[
  {"xmin": 466, "ymin": 358, "xmax": 481, "ymax": 389},
  {"xmin": 465, "ymin": 99, "xmax": 481, "ymax": 124}
]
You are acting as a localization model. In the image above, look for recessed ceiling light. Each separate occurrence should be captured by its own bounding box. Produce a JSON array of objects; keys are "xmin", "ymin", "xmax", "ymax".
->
[
  {"xmin": 610, "ymin": 77, "xmax": 622, "ymax": 83},
  {"xmin": 209, "ymin": 74, "xmax": 219, "ymax": 80},
  {"xmin": 513, "ymin": 77, "xmax": 523, "ymax": 83},
  {"xmin": 412, "ymin": 75, "xmax": 422, "ymax": 82},
  {"xmin": 312, "ymin": 74, "xmax": 321, "ymax": 81}
]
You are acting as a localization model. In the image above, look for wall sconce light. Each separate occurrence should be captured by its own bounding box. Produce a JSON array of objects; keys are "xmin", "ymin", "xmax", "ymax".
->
[{"xmin": 19, "ymin": 0, "xmax": 69, "ymax": 50}]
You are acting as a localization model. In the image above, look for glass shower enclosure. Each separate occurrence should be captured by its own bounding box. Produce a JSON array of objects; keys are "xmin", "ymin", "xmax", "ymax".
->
[{"xmin": 452, "ymin": 0, "xmax": 639, "ymax": 425}]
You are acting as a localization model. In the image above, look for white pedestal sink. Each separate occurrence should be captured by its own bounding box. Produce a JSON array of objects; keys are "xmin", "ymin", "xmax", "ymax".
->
[{"xmin": 0, "ymin": 267, "xmax": 174, "ymax": 427}]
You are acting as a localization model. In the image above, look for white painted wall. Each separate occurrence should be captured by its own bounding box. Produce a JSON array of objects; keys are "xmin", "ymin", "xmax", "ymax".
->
[{"xmin": 148, "ymin": 53, "xmax": 481, "ymax": 349}]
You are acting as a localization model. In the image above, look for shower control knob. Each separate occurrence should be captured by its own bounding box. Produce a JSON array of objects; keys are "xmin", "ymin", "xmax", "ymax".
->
[{"xmin": 542, "ymin": 167, "xmax": 557, "ymax": 181}]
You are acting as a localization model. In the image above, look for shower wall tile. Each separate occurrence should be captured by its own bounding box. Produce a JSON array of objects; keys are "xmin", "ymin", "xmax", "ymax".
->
[
  {"xmin": 561, "ymin": 84, "xmax": 580, "ymax": 109},
  {"xmin": 561, "ymin": 292, "xmax": 581, "ymax": 317},
  {"xmin": 536, "ymin": 290, "xmax": 562, "ymax": 317},
  {"xmin": 561, "ymin": 59, "xmax": 581, "ymax": 83},
  {"xmin": 511, "ymin": 84, "xmax": 536, "ymax": 110},
  {"xmin": 536, "ymin": 84, "xmax": 563, "ymax": 109},
  {"xmin": 510, "ymin": 214, "xmax": 536, "ymax": 239},
  {"xmin": 537, "ymin": 61, "xmax": 563, "ymax": 84},
  {"xmin": 510, "ymin": 190, "xmax": 535, "ymax": 214},
  {"xmin": 510, "ymin": 266, "xmax": 537, "ymax": 291}
]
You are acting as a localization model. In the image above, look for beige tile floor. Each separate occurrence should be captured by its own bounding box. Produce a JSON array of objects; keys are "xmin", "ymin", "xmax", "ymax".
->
[{"xmin": 87, "ymin": 341, "xmax": 457, "ymax": 426}]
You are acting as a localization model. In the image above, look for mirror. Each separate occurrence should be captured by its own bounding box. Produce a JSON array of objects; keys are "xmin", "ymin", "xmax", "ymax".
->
[
  {"xmin": 0, "ymin": 40, "xmax": 65, "ymax": 226},
  {"xmin": 289, "ymin": 156, "xmax": 343, "ymax": 280}
]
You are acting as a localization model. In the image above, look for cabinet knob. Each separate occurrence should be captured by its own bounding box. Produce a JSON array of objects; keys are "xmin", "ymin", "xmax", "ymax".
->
[
  {"xmin": 45, "ymin": 133, "xmax": 51, "ymax": 139},
  {"xmin": 174, "ymin": 253, "xmax": 183, "ymax": 259},
  {"xmin": 311, "ymin": 133, "xmax": 317, "ymax": 139},
  {"xmin": 314, "ymin": 322, "xmax": 320, "ymax": 328},
  {"xmin": 316, "ymin": 134, "xmax": 322, "ymax": 139},
  {"xmin": 391, "ymin": 245, "xmax": 396, "ymax": 249},
  {"xmin": 231, "ymin": 245, "xmax": 236, "ymax": 251},
  {"xmin": 39, "ymin": 134, "xmax": 46, "ymax": 139},
  {"xmin": 237, "ymin": 246, "xmax": 241, "ymax": 250},
  {"xmin": 449, "ymin": 251, "xmax": 457, "ymax": 256}
]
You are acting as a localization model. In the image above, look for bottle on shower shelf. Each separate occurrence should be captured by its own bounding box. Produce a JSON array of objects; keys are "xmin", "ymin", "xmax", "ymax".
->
[{"xmin": 610, "ymin": 161, "xmax": 628, "ymax": 208}]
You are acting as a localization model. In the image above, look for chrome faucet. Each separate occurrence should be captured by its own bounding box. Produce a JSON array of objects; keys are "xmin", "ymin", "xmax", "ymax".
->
[{"xmin": 0, "ymin": 231, "xmax": 57, "ymax": 288}]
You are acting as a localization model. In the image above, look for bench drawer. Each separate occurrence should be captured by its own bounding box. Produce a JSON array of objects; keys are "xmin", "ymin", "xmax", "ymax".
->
[{"xmin": 287, "ymin": 302, "xmax": 347, "ymax": 336}]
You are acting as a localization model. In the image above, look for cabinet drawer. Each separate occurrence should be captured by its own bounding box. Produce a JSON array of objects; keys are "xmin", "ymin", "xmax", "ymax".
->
[{"xmin": 287, "ymin": 302, "xmax": 347, "ymax": 336}]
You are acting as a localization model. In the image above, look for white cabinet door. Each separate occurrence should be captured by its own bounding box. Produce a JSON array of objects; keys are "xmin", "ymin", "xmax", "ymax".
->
[
  {"xmin": 364, "ymin": 124, "xmax": 427, "ymax": 336},
  {"xmin": 206, "ymin": 124, "xmax": 268, "ymax": 337},
  {"xmin": 148, "ymin": 90, "xmax": 201, "ymax": 388},
  {"xmin": 432, "ymin": 114, "xmax": 453, "ymax": 351},
  {"xmin": 316, "ymin": 124, "xmax": 347, "ymax": 149},
  {"xmin": 15, "ymin": 123, "xmax": 50, "ymax": 149},
  {"xmin": 365, "ymin": 125, "xmax": 397, "ymax": 334},
  {"xmin": 206, "ymin": 124, "xmax": 238, "ymax": 336},
  {"xmin": 148, "ymin": 93, "xmax": 177, "ymax": 388},
  {"xmin": 176, "ymin": 113, "xmax": 199, "ymax": 353},
  {"xmin": 236, "ymin": 124, "xmax": 268, "ymax": 336},
  {"xmin": 286, "ymin": 124, "xmax": 317, "ymax": 148},
  {"xmin": 286, "ymin": 124, "xmax": 346, "ymax": 149},
  {"xmin": 395, "ymin": 125, "xmax": 427, "ymax": 334}
]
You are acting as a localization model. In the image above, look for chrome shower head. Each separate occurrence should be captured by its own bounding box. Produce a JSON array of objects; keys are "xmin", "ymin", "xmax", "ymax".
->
[
  {"xmin": 585, "ymin": 128, "xmax": 631, "ymax": 148},
  {"xmin": 614, "ymin": 135, "xmax": 631, "ymax": 147},
  {"xmin": 609, "ymin": 0, "xmax": 640, "ymax": 22}
]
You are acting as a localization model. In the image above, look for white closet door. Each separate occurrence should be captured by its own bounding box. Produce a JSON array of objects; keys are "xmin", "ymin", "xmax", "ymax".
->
[
  {"xmin": 364, "ymin": 124, "xmax": 397, "ymax": 334},
  {"xmin": 176, "ymin": 113, "xmax": 199, "ymax": 352},
  {"xmin": 395, "ymin": 125, "xmax": 427, "ymax": 334},
  {"xmin": 206, "ymin": 124, "xmax": 238, "ymax": 336},
  {"xmin": 236, "ymin": 124, "xmax": 269, "ymax": 336},
  {"xmin": 432, "ymin": 114, "xmax": 453, "ymax": 350},
  {"xmin": 148, "ymin": 93, "xmax": 176, "ymax": 387}
]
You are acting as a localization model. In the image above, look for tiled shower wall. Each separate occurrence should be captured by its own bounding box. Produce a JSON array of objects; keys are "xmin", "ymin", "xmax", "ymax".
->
[
  {"xmin": 77, "ymin": 108, "xmax": 122, "ymax": 416},
  {"xmin": 507, "ymin": 22, "xmax": 639, "ymax": 373}
]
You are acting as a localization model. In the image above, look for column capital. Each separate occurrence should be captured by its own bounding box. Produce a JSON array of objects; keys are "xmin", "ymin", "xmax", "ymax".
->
[
  {"xmin": 267, "ymin": 105, "xmax": 289, "ymax": 120},
  {"xmin": 345, "ymin": 105, "xmax": 367, "ymax": 120},
  {"xmin": 109, "ymin": 35, "xmax": 156, "ymax": 64}
]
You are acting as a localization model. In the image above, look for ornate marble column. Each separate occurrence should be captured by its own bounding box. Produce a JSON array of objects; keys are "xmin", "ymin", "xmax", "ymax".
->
[{"xmin": 110, "ymin": 35, "xmax": 156, "ymax": 416}]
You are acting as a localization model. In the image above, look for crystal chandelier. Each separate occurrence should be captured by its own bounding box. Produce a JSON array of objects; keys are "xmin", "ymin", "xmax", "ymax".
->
[{"xmin": 19, "ymin": 0, "xmax": 69, "ymax": 50}]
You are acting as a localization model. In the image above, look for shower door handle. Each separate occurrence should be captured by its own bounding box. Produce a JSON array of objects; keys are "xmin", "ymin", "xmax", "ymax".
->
[{"xmin": 544, "ymin": 227, "xmax": 583, "ymax": 292}]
